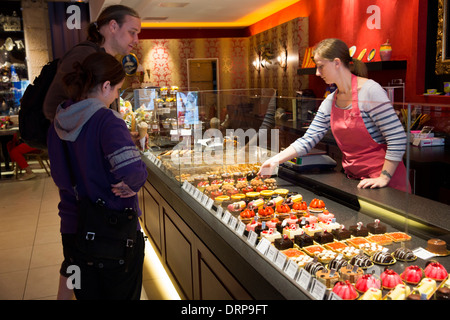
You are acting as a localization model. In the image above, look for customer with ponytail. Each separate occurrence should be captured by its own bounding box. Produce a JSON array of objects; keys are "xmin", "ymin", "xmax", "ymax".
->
[
  {"xmin": 259, "ymin": 38, "xmax": 409, "ymax": 193},
  {"xmin": 47, "ymin": 52, "xmax": 147, "ymax": 300},
  {"xmin": 44, "ymin": 5, "xmax": 140, "ymax": 121}
]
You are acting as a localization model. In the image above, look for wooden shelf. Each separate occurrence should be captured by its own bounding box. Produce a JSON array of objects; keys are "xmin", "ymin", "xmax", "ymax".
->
[{"xmin": 297, "ymin": 60, "xmax": 407, "ymax": 75}]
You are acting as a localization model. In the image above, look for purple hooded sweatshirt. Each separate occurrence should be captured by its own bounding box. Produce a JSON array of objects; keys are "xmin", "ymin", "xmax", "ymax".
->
[{"xmin": 47, "ymin": 98, "xmax": 148, "ymax": 234}]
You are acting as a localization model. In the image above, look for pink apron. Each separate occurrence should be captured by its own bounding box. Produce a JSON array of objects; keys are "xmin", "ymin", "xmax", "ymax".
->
[{"xmin": 330, "ymin": 74, "xmax": 410, "ymax": 193}]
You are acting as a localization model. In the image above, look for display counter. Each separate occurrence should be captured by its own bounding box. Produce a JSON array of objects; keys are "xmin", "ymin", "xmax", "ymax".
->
[
  {"xmin": 140, "ymin": 154, "xmax": 450, "ymax": 300},
  {"xmin": 120, "ymin": 88, "xmax": 450, "ymax": 300}
]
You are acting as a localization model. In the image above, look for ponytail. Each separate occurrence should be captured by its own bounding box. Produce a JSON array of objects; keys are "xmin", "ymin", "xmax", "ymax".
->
[
  {"xmin": 350, "ymin": 58, "xmax": 368, "ymax": 78},
  {"xmin": 63, "ymin": 52, "xmax": 125, "ymax": 102}
]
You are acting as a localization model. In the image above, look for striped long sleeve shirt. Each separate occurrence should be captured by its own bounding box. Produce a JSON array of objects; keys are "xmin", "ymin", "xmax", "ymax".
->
[{"xmin": 290, "ymin": 80, "xmax": 407, "ymax": 162}]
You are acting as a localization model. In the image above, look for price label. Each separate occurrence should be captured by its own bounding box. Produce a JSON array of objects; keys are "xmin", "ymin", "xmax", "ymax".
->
[
  {"xmin": 221, "ymin": 210, "xmax": 231, "ymax": 224},
  {"xmin": 256, "ymin": 238, "xmax": 271, "ymax": 255},
  {"xmin": 310, "ymin": 279, "xmax": 327, "ymax": 300},
  {"xmin": 215, "ymin": 205, "xmax": 223, "ymax": 219},
  {"xmin": 182, "ymin": 180, "xmax": 189, "ymax": 190},
  {"xmin": 247, "ymin": 231, "xmax": 258, "ymax": 246},
  {"xmin": 201, "ymin": 195, "xmax": 209, "ymax": 207},
  {"xmin": 274, "ymin": 252, "xmax": 287, "ymax": 270},
  {"xmin": 236, "ymin": 221, "xmax": 245, "ymax": 236},
  {"xmin": 205, "ymin": 198, "xmax": 214, "ymax": 211},
  {"xmin": 228, "ymin": 216, "xmax": 238, "ymax": 230},
  {"xmin": 328, "ymin": 292, "xmax": 342, "ymax": 300},
  {"xmin": 296, "ymin": 268, "xmax": 312, "ymax": 291},
  {"xmin": 284, "ymin": 259, "xmax": 299, "ymax": 279},
  {"xmin": 265, "ymin": 245, "xmax": 278, "ymax": 262}
]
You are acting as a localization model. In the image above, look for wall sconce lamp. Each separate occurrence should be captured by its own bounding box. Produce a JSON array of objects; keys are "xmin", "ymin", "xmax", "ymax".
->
[
  {"xmin": 277, "ymin": 44, "xmax": 288, "ymax": 71},
  {"xmin": 252, "ymin": 55, "xmax": 261, "ymax": 72}
]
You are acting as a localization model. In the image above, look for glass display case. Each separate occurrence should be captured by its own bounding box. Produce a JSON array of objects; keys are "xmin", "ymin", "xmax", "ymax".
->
[{"xmin": 124, "ymin": 87, "xmax": 450, "ymax": 300}]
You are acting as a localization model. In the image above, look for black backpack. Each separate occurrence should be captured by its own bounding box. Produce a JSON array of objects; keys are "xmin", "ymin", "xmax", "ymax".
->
[
  {"xmin": 19, "ymin": 42, "xmax": 101, "ymax": 150},
  {"xmin": 18, "ymin": 59, "xmax": 58, "ymax": 150}
]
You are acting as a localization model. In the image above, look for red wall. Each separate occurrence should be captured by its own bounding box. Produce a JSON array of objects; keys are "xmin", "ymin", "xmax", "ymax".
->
[{"xmin": 139, "ymin": 0, "xmax": 448, "ymax": 105}]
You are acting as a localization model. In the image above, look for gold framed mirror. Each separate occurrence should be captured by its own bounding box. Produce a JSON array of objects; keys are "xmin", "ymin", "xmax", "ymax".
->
[{"xmin": 436, "ymin": 0, "xmax": 450, "ymax": 74}]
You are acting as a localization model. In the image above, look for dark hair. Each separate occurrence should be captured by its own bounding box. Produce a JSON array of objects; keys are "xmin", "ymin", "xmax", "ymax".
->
[
  {"xmin": 63, "ymin": 52, "xmax": 125, "ymax": 101},
  {"xmin": 87, "ymin": 5, "xmax": 140, "ymax": 45},
  {"xmin": 313, "ymin": 38, "xmax": 368, "ymax": 78}
]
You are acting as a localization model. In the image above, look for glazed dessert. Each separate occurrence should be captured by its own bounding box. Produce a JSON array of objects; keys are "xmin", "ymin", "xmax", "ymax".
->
[
  {"xmin": 313, "ymin": 231, "xmax": 334, "ymax": 244},
  {"xmin": 317, "ymin": 209, "xmax": 334, "ymax": 223},
  {"xmin": 282, "ymin": 224, "xmax": 303, "ymax": 239},
  {"xmin": 316, "ymin": 269, "xmax": 340, "ymax": 289},
  {"xmin": 387, "ymin": 232, "xmax": 411, "ymax": 242},
  {"xmin": 349, "ymin": 222, "xmax": 369, "ymax": 237},
  {"xmin": 230, "ymin": 193, "xmax": 246, "ymax": 202},
  {"xmin": 303, "ymin": 245, "xmax": 325, "ymax": 256},
  {"xmin": 366, "ymin": 234, "xmax": 393, "ymax": 246},
  {"xmin": 415, "ymin": 278, "xmax": 436, "ymax": 299},
  {"xmin": 285, "ymin": 214, "xmax": 298, "ymax": 226},
  {"xmin": 359, "ymin": 242, "xmax": 385, "ymax": 256},
  {"xmin": 424, "ymin": 261, "xmax": 448, "ymax": 281},
  {"xmin": 275, "ymin": 204, "xmax": 291, "ymax": 220},
  {"xmin": 309, "ymin": 198, "xmax": 326, "ymax": 212},
  {"xmin": 293, "ymin": 233, "xmax": 314, "ymax": 248},
  {"xmin": 274, "ymin": 234, "xmax": 293, "ymax": 250},
  {"xmin": 386, "ymin": 283, "xmax": 411, "ymax": 300},
  {"xmin": 293, "ymin": 254, "xmax": 314, "ymax": 267},
  {"xmin": 319, "ymin": 218, "xmax": 340, "ymax": 233},
  {"xmin": 291, "ymin": 201, "xmax": 307, "ymax": 215},
  {"xmin": 281, "ymin": 248, "xmax": 304, "ymax": 259},
  {"xmin": 304, "ymin": 261, "xmax": 325, "ymax": 275},
  {"xmin": 340, "ymin": 265, "xmax": 364, "ymax": 283},
  {"xmin": 360, "ymin": 288, "xmax": 382, "ymax": 300},
  {"xmin": 349, "ymin": 254, "xmax": 373, "ymax": 269},
  {"xmin": 367, "ymin": 219, "xmax": 386, "ymax": 234},
  {"xmin": 245, "ymin": 219, "xmax": 261, "ymax": 233},
  {"xmin": 426, "ymin": 238, "xmax": 448, "ymax": 255},
  {"xmin": 265, "ymin": 217, "xmax": 281, "ymax": 230},
  {"xmin": 332, "ymin": 224, "xmax": 351, "ymax": 241},
  {"xmin": 302, "ymin": 223, "xmax": 323, "ymax": 237},
  {"xmin": 371, "ymin": 250, "xmax": 395, "ymax": 264},
  {"xmin": 239, "ymin": 208, "xmax": 255, "ymax": 222},
  {"xmin": 260, "ymin": 189, "xmax": 274, "ymax": 199},
  {"xmin": 273, "ymin": 188, "xmax": 289, "ymax": 197},
  {"xmin": 303, "ymin": 213, "xmax": 318, "ymax": 225},
  {"xmin": 355, "ymin": 274, "xmax": 381, "ymax": 293},
  {"xmin": 332, "ymin": 280, "xmax": 358, "ymax": 300},
  {"xmin": 401, "ymin": 265, "xmax": 423, "ymax": 284},
  {"xmin": 346, "ymin": 237, "xmax": 371, "ymax": 248},
  {"xmin": 257, "ymin": 205, "xmax": 274, "ymax": 221},
  {"xmin": 260, "ymin": 228, "xmax": 281, "ymax": 242},
  {"xmin": 380, "ymin": 268, "xmax": 403, "ymax": 289},
  {"xmin": 392, "ymin": 247, "xmax": 416, "ymax": 261},
  {"xmin": 324, "ymin": 241, "xmax": 348, "ymax": 252},
  {"xmin": 328, "ymin": 256, "xmax": 348, "ymax": 271}
]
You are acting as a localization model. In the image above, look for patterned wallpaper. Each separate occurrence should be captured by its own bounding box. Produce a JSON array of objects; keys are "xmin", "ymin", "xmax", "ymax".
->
[{"xmin": 125, "ymin": 17, "xmax": 309, "ymax": 97}]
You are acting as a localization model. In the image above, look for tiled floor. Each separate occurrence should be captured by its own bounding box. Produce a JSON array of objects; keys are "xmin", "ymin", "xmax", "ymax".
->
[{"xmin": 0, "ymin": 161, "xmax": 180, "ymax": 300}]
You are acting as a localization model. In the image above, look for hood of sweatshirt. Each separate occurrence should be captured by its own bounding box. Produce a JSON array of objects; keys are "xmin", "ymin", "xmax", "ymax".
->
[{"xmin": 54, "ymin": 98, "xmax": 107, "ymax": 142}]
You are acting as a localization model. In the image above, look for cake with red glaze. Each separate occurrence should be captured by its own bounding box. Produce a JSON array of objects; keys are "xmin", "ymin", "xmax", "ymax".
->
[
  {"xmin": 424, "ymin": 261, "xmax": 448, "ymax": 281},
  {"xmin": 355, "ymin": 274, "xmax": 381, "ymax": 293},
  {"xmin": 332, "ymin": 280, "xmax": 358, "ymax": 300},
  {"xmin": 380, "ymin": 268, "xmax": 403, "ymax": 289},
  {"xmin": 400, "ymin": 265, "xmax": 422, "ymax": 285}
]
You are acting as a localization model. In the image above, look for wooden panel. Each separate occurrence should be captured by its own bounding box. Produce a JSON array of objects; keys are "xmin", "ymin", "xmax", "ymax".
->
[
  {"xmin": 164, "ymin": 211, "xmax": 194, "ymax": 299},
  {"xmin": 143, "ymin": 185, "xmax": 161, "ymax": 251},
  {"xmin": 195, "ymin": 239, "xmax": 252, "ymax": 300}
]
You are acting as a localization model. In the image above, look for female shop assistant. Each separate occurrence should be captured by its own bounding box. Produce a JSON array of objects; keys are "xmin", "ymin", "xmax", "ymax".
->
[{"xmin": 259, "ymin": 38, "xmax": 410, "ymax": 192}]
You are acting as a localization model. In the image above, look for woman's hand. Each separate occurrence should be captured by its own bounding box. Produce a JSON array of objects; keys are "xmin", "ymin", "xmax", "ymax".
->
[
  {"xmin": 258, "ymin": 158, "xmax": 278, "ymax": 178},
  {"xmin": 357, "ymin": 175, "xmax": 390, "ymax": 189},
  {"xmin": 111, "ymin": 181, "xmax": 137, "ymax": 198}
]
